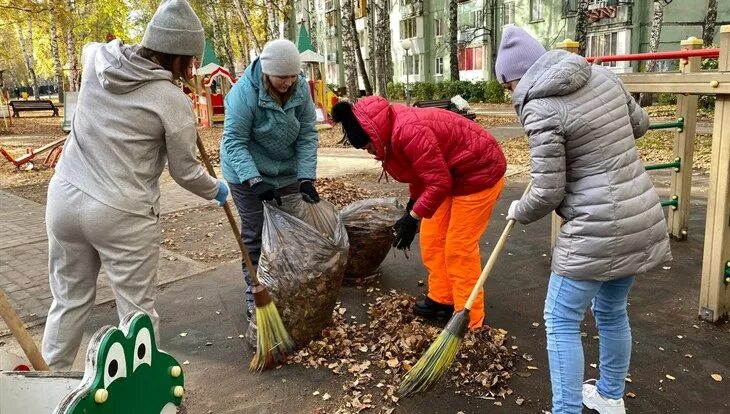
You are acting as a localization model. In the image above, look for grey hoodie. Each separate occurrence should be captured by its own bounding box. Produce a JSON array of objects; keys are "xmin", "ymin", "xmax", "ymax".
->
[
  {"xmin": 511, "ymin": 50, "xmax": 671, "ymax": 280},
  {"xmin": 55, "ymin": 40, "xmax": 217, "ymax": 217}
]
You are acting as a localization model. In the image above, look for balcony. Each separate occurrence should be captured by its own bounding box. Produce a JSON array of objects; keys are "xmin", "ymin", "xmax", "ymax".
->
[
  {"xmin": 458, "ymin": 27, "xmax": 487, "ymax": 44},
  {"xmin": 401, "ymin": 2, "xmax": 423, "ymax": 18}
]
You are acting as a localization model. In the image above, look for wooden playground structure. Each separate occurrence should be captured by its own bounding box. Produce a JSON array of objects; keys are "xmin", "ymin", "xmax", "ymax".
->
[{"xmin": 554, "ymin": 27, "xmax": 730, "ymax": 323}]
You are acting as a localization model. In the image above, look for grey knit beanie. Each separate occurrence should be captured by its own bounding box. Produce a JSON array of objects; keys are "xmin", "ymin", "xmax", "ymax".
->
[
  {"xmin": 142, "ymin": 0, "xmax": 205, "ymax": 57},
  {"xmin": 495, "ymin": 26, "xmax": 547, "ymax": 83},
  {"xmin": 260, "ymin": 39, "xmax": 302, "ymax": 76}
]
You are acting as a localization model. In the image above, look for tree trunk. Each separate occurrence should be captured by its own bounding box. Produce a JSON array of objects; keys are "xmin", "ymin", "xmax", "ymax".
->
[
  {"xmin": 281, "ymin": 0, "xmax": 294, "ymax": 39},
  {"xmin": 265, "ymin": 0, "xmax": 278, "ymax": 40},
  {"xmin": 703, "ymin": 0, "xmax": 718, "ymax": 46},
  {"xmin": 48, "ymin": 0, "xmax": 64, "ymax": 96},
  {"xmin": 307, "ymin": 0, "xmax": 319, "ymax": 51},
  {"xmin": 367, "ymin": 7, "xmax": 376, "ymax": 90},
  {"xmin": 374, "ymin": 0, "xmax": 389, "ymax": 97},
  {"xmin": 208, "ymin": 2, "xmax": 236, "ymax": 76},
  {"xmin": 232, "ymin": 0, "xmax": 262, "ymax": 53},
  {"xmin": 448, "ymin": 0, "xmax": 459, "ymax": 80},
  {"xmin": 641, "ymin": 0, "xmax": 671, "ymax": 106},
  {"xmin": 17, "ymin": 20, "xmax": 39, "ymax": 100},
  {"xmin": 575, "ymin": 0, "xmax": 589, "ymax": 56},
  {"xmin": 65, "ymin": 0, "xmax": 79, "ymax": 92},
  {"xmin": 383, "ymin": 0, "xmax": 393, "ymax": 82},
  {"xmin": 235, "ymin": 27, "xmax": 250, "ymax": 68},
  {"xmin": 350, "ymin": 7, "xmax": 372, "ymax": 94},
  {"xmin": 340, "ymin": 0, "xmax": 360, "ymax": 102}
]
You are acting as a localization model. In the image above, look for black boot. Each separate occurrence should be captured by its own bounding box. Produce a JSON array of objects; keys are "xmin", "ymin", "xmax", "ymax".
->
[{"xmin": 413, "ymin": 296, "xmax": 454, "ymax": 319}]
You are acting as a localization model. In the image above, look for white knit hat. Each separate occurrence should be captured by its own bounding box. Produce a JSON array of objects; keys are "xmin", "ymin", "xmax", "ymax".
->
[
  {"xmin": 142, "ymin": 0, "xmax": 205, "ymax": 57},
  {"xmin": 495, "ymin": 26, "xmax": 547, "ymax": 83},
  {"xmin": 260, "ymin": 39, "xmax": 302, "ymax": 76}
]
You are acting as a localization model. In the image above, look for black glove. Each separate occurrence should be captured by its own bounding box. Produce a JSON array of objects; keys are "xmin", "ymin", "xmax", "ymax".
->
[
  {"xmin": 393, "ymin": 213, "xmax": 419, "ymax": 250},
  {"xmin": 251, "ymin": 182, "xmax": 282, "ymax": 205},
  {"xmin": 299, "ymin": 179, "xmax": 320, "ymax": 204},
  {"xmin": 406, "ymin": 199, "xmax": 416, "ymax": 213}
]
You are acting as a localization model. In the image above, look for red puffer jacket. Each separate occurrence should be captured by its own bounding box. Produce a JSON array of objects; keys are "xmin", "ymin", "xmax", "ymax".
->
[{"xmin": 352, "ymin": 96, "xmax": 506, "ymax": 219}]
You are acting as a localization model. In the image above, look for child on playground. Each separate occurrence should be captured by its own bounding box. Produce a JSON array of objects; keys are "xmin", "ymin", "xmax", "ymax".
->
[
  {"xmin": 42, "ymin": 0, "xmax": 228, "ymax": 370},
  {"xmin": 220, "ymin": 38, "xmax": 320, "ymax": 320},
  {"xmin": 495, "ymin": 26, "xmax": 672, "ymax": 414},
  {"xmin": 331, "ymin": 96, "xmax": 506, "ymax": 330}
]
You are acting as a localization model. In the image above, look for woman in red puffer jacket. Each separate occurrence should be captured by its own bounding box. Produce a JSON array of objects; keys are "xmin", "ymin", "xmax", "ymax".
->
[{"xmin": 332, "ymin": 96, "xmax": 506, "ymax": 328}]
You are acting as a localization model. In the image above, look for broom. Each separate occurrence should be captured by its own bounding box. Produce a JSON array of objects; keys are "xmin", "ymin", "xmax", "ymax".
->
[
  {"xmin": 195, "ymin": 134, "xmax": 295, "ymax": 371},
  {"xmin": 398, "ymin": 182, "xmax": 532, "ymax": 396}
]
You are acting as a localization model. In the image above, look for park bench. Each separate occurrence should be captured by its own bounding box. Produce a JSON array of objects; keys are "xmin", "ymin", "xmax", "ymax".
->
[
  {"xmin": 9, "ymin": 100, "xmax": 59, "ymax": 118},
  {"xmin": 413, "ymin": 99, "xmax": 477, "ymax": 121}
]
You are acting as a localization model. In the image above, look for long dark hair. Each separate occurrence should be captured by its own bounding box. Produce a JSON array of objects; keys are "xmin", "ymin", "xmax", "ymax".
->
[{"xmin": 137, "ymin": 47, "xmax": 194, "ymax": 81}]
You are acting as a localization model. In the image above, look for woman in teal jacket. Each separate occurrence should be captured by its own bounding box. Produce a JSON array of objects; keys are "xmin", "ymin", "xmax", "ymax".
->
[{"xmin": 220, "ymin": 39, "xmax": 319, "ymax": 317}]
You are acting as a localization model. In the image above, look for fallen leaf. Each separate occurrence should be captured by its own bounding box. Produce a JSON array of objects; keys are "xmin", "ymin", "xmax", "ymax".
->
[
  {"xmin": 666, "ymin": 374, "xmax": 676, "ymax": 381},
  {"xmin": 625, "ymin": 377, "xmax": 633, "ymax": 383},
  {"xmin": 417, "ymin": 279, "xmax": 424, "ymax": 286},
  {"xmin": 494, "ymin": 401, "xmax": 503, "ymax": 406},
  {"xmin": 182, "ymin": 360, "xmax": 190, "ymax": 365},
  {"xmin": 684, "ymin": 354, "xmax": 693, "ymax": 358},
  {"xmin": 179, "ymin": 332, "xmax": 187, "ymax": 337},
  {"xmin": 590, "ymin": 364, "xmax": 597, "ymax": 369},
  {"xmin": 711, "ymin": 374, "xmax": 723, "ymax": 382},
  {"xmin": 515, "ymin": 397, "xmax": 525, "ymax": 405},
  {"xmin": 387, "ymin": 358, "xmax": 400, "ymax": 368},
  {"xmin": 626, "ymin": 392, "xmax": 636, "ymax": 398},
  {"xmin": 677, "ymin": 335, "xmax": 683, "ymax": 339},
  {"xmin": 322, "ymin": 393, "xmax": 331, "ymax": 401},
  {"xmin": 659, "ymin": 347, "xmax": 665, "ymax": 351},
  {"xmin": 662, "ymin": 266, "xmax": 671, "ymax": 270},
  {"xmin": 527, "ymin": 366, "xmax": 539, "ymax": 370},
  {"xmin": 531, "ymin": 322, "xmax": 539, "ymax": 328},
  {"xmin": 312, "ymin": 391, "xmax": 320, "ymax": 396}
]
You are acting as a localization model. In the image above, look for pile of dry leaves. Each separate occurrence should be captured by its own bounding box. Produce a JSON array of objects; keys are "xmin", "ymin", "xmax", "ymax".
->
[
  {"xmin": 318, "ymin": 177, "xmax": 371, "ymax": 208},
  {"xmin": 291, "ymin": 291, "xmax": 516, "ymax": 413}
]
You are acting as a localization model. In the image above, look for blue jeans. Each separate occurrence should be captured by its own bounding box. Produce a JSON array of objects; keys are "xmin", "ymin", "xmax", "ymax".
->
[{"xmin": 544, "ymin": 272, "xmax": 634, "ymax": 414}]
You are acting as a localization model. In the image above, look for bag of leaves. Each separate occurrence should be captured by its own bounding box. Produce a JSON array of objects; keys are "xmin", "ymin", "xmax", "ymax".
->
[
  {"xmin": 340, "ymin": 198, "xmax": 404, "ymax": 281},
  {"xmin": 249, "ymin": 194, "xmax": 349, "ymax": 347}
]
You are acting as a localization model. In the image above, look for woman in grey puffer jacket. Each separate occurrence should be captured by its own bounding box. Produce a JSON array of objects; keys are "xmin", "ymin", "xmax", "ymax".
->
[{"xmin": 496, "ymin": 27, "xmax": 671, "ymax": 414}]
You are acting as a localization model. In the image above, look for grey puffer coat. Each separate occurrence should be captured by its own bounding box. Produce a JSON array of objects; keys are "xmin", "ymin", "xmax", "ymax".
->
[{"xmin": 511, "ymin": 50, "xmax": 672, "ymax": 280}]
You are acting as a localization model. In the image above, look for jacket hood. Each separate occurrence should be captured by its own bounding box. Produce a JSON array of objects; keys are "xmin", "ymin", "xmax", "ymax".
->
[
  {"xmin": 511, "ymin": 49, "xmax": 591, "ymax": 117},
  {"xmin": 94, "ymin": 40, "xmax": 173, "ymax": 94},
  {"xmin": 352, "ymin": 96, "xmax": 393, "ymax": 160}
]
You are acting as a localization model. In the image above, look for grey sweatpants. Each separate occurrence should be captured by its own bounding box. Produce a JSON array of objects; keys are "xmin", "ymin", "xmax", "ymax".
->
[
  {"xmin": 229, "ymin": 181, "xmax": 299, "ymax": 314},
  {"xmin": 42, "ymin": 176, "xmax": 160, "ymax": 371}
]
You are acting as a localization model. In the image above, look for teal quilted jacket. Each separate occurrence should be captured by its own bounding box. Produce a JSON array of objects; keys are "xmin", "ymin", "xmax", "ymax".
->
[{"xmin": 220, "ymin": 58, "xmax": 318, "ymax": 188}]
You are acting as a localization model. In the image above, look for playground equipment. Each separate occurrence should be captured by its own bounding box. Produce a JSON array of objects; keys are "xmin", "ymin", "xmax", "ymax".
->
[
  {"xmin": 555, "ymin": 30, "xmax": 730, "ymax": 323},
  {"xmin": 0, "ymin": 137, "xmax": 66, "ymax": 170},
  {"xmin": 193, "ymin": 63, "xmax": 236, "ymax": 128},
  {"xmin": 0, "ymin": 312, "xmax": 185, "ymax": 413}
]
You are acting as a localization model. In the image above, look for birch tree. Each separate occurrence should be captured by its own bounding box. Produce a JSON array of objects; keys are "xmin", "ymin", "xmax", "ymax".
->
[
  {"xmin": 16, "ymin": 19, "xmax": 40, "ymax": 99},
  {"xmin": 448, "ymin": 0, "xmax": 459, "ymax": 80},
  {"xmin": 47, "ymin": 0, "xmax": 64, "ymax": 95},
  {"xmin": 703, "ymin": 0, "xmax": 718, "ymax": 47},
  {"xmin": 575, "ymin": 0, "xmax": 589, "ymax": 56},
  {"xmin": 340, "ymin": 0, "xmax": 359, "ymax": 102}
]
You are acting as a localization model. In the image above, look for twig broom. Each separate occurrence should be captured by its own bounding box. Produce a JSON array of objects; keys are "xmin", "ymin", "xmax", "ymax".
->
[
  {"xmin": 399, "ymin": 182, "xmax": 532, "ymax": 396},
  {"xmin": 195, "ymin": 134, "xmax": 294, "ymax": 371}
]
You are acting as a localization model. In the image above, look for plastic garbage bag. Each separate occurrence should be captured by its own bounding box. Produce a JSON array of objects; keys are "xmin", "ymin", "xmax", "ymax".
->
[
  {"xmin": 340, "ymin": 198, "xmax": 404, "ymax": 281},
  {"xmin": 249, "ymin": 194, "xmax": 349, "ymax": 346}
]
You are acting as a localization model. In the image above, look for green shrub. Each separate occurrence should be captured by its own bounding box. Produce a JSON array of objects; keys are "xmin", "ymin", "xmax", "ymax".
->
[
  {"xmin": 387, "ymin": 82, "xmax": 405, "ymax": 100},
  {"xmin": 484, "ymin": 80, "xmax": 508, "ymax": 103},
  {"xmin": 411, "ymin": 82, "xmax": 436, "ymax": 101},
  {"xmin": 657, "ymin": 93, "xmax": 677, "ymax": 105}
]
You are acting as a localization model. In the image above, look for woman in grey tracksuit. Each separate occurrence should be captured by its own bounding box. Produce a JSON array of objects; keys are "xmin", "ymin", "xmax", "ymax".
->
[
  {"xmin": 496, "ymin": 27, "xmax": 672, "ymax": 414},
  {"xmin": 41, "ymin": 0, "xmax": 228, "ymax": 370}
]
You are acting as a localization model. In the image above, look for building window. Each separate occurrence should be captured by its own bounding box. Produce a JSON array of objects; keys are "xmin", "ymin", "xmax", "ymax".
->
[
  {"xmin": 356, "ymin": 0, "xmax": 368, "ymax": 18},
  {"xmin": 530, "ymin": 0, "xmax": 543, "ymax": 22},
  {"xmin": 325, "ymin": 11, "xmax": 338, "ymax": 37},
  {"xmin": 405, "ymin": 54, "xmax": 421, "ymax": 75},
  {"xmin": 471, "ymin": 10, "xmax": 484, "ymax": 29},
  {"xmin": 434, "ymin": 18, "xmax": 443, "ymax": 37},
  {"xmin": 587, "ymin": 31, "xmax": 618, "ymax": 67},
  {"xmin": 435, "ymin": 57, "xmax": 444, "ymax": 75},
  {"xmin": 458, "ymin": 46, "xmax": 483, "ymax": 71},
  {"xmin": 562, "ymin": 0, "xmax": 577, "ymax": 17},
  {"xmin": 324, "ymin": 0, "xmax": 336, "ymax": 12},
  {"xmin": 503, "ymin": 2, "xmax": 515, "ymax": 25},
  {"xmin": 400, "ymin": 17, "xmax": 417, "ymax": 39}
]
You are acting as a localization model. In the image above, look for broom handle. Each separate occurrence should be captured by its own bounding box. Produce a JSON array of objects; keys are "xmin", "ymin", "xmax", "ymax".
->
[
  {"xmin": 464, "ymin": 181, "xmax": 533, "ymax": 310},
  {"xmin": 0, "ymin": 287, "xmax": 49, "ymax": 371},
  {"xmin": 195, "ymin": 134, "xmax": 261, "ymax": 286}
]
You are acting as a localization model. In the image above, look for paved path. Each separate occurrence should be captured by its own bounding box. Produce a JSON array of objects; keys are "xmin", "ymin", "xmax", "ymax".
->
[{"xmin": 0, "ymin": 179, "xmax": 213, "ymax": 335}]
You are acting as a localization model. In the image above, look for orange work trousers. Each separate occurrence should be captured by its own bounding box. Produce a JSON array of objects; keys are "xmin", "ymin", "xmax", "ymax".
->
[{"xmin": 419, "ymin": 177, "xmax": 504, "ymax": 329}]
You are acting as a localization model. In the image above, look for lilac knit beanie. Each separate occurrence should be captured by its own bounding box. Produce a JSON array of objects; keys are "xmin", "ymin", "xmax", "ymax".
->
[{"xmin": 495, "ymin": 26, "xmax": 547, "ymax": 83}]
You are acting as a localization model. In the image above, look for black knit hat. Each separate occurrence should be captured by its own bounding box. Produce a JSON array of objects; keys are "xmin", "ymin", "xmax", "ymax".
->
[{"xmin": 331, "ymin": 101, "xmax": 371, "ymax": 149}]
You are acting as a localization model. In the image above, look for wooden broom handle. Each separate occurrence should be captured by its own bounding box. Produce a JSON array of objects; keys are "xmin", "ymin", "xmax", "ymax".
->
[
  {"xmin": 0, "ymin": 288, "xmax": 49, "ymax": 371},
  {"xmin": 195, "ymin": 134, "xmax": 261, "ymax": 286},
  {"xmin": 464, "ymin": 182, "xmax": 533, "ymax": 310}
]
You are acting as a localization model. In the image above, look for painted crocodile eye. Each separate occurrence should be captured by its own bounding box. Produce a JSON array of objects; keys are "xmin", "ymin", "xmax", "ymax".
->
[
  {"xmin": 103, "ymin": 342, "xmax": 127, "ymax": 389},
  {"xmin": 133, "ymin": 327, "xmax": 152, "ymax": 371}
]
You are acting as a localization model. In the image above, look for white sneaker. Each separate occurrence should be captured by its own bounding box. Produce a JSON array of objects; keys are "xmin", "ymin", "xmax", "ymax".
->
[{"xmin": 582, "ymin": 382, "xmax": 626, "ymax": 414}]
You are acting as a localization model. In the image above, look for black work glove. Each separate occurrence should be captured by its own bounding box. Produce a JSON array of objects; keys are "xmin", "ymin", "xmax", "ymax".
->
[
  {"xmin": 393, "ymin": 213, "xmax": 419, "ymax": 250},
  {"xmin": 299, "ymin": 179, "xmax": 320, "ymax": 204},
  {"xmin": 405, "ymin": 199, "xmax": 416, "ymax": 214},
  {"xmin": 251, "ymin": 182, "xmax": 282, "ymax": 205}
]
